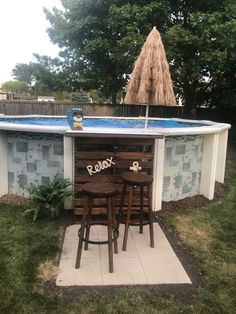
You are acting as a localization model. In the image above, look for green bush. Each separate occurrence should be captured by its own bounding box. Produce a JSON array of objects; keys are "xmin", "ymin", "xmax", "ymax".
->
[{"xmin": 24, "ymin": 174, "xmax": 72, "ymax": 221}]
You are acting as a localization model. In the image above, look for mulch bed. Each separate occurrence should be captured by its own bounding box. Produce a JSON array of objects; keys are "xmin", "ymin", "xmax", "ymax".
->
[
  {"xmin": 162, "ymin": 181, "xmax": 225, "ymax": 212},
  {"xmin": 0, "ymin": 181, "xmax": 225, "ymax": 211}
]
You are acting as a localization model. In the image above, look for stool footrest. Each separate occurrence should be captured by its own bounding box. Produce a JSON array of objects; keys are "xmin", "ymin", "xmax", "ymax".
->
[
  {"xmin": 119, "ymin": 211, "xmax": 150, "ymax": 226},
  {"xmin": 78, "ymin": 223, "xmax": 119, "ymax": 245},
  {"xmin": 121, "ymin": 220, "xmax": 150, "ymax": 227}
]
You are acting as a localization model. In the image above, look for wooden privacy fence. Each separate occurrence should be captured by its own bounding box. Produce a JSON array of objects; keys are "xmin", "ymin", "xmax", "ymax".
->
[
  {"xmin": 1, "ymin": 101, "xmax": 235, "ymax": 128},
  {"xmin": 0, "ymin": 100, "xmax": 184, "ymax": 118}
]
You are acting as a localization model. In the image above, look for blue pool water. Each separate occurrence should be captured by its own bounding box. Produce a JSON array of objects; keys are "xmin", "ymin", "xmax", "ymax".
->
[{"xmin": 0, "ymin": 117, "xmax": 205, "ymax": 128}]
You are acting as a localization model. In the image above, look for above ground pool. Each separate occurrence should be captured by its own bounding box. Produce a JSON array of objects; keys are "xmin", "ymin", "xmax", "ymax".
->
[
  {"xmin": 0, "ymin": 114, "xmax": 231, "ymax": 211},
  {"xmin": 0, "ymin": 116, "xmax": 205, "ymax": 128},
  {"xmin": 0, "ymin": 115, "xmax": 230, "ymax": 136}
]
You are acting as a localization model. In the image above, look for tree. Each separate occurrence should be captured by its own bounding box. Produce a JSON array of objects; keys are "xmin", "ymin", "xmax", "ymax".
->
[
  {"xmin": 11, "ymin": 64, "xmax": 35, "ymax": 86},
  {"xmin": 165, "ymin": 0, "xmax": 236, "ymax": 116},
  {"xmin": 44, "ymin": 0, "xmax": 170, "ymax": 104},
  {"xmin": 71, "ymin": 88, "xmax": 91, "ymax": 102},
  {"xmin": 12, "ymin": 54, "xmax": 67, "ymax": 96},
  {"xmin": 1, "ymin": 80, "xmax": 29, "ymax": 95},
  {"xmin": 45, "ymin": 0, "xmax": 236, "ymax": 114}
]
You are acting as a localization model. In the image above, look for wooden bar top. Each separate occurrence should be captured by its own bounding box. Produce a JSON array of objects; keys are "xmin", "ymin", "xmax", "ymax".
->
[{"xmin": 66, "ymin": 130, "xmax": 164, "ymax": 139}]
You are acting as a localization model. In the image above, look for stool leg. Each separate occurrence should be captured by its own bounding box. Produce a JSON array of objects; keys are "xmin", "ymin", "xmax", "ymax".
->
[
  {"xmin": 119, "ymin": 183, "xmax": 127, "ymax": 223},
  {"xmin": 107, "ymin": 197, "xmax": 114, "ymax": 273},
  {"xmin": 139, "ymin": 186, "xmax": 144, "ymax": 234},
  {"xmin": 148, "ymin": 186, "xmax": 154, "ymax": 248},
  {"xmin": 112, "ymin": 198, "xmax": 118, "ymax": 254},
  {"xmin": 75, "ymin": 199, "xmax": 88, "ymax": 268},
  {"xmin": 84, "ymin": 197, "xmax": 93, "ymax": 251},
  {"xmin": 122, "ymin": 186, "xmax": 133, "ymax": 251}
]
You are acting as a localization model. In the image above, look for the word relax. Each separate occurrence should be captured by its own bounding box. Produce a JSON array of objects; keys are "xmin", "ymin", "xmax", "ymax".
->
[{"xmin": 87, "ymin": 157, "xmax": 115, "ymax": 176}]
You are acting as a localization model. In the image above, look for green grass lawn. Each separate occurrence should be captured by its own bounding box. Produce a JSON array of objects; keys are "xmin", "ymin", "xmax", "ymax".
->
[{"xmin": 0, "ymin": 148, "xmax": 236, "ymax": 314}]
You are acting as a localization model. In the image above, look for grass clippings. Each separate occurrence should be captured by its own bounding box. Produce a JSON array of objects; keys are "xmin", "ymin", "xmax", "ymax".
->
[{"xmin": 0, "ymin": 193, "xmax": 30, "ymax": 206}]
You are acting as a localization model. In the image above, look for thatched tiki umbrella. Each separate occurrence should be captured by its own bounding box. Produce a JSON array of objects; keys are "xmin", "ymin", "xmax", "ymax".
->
[{"xmin": 124, "ymin": 27, "xmax": 176, "ymax": 126}]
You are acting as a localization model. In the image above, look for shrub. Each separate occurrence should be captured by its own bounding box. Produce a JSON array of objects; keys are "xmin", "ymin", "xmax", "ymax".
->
[{"xmin": 24, "ymin": 174, "xmax": 72, "ymax": 221}]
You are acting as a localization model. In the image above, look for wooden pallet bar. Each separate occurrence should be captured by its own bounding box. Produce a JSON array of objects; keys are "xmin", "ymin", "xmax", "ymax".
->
[{"xmin": 66, "ymin": 131, "xmax": 163, "ymax": 218}]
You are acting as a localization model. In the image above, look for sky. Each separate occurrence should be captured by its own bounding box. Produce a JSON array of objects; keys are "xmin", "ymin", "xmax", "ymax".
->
[{"xmin": 0, "ymin": 0, "xmax": 63, "ymax": 84}]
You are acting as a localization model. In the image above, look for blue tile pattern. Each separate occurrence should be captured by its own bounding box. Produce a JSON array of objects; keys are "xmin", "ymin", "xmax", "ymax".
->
[
  {"xmin": 162, "ymin": 135, "xmax": 204, "ymax": 201},
  {"xmin": 7, "ymin": 132, "xmax": 204, "ymax": 202},
  {"xmin": 7, "ymin": 133, "xmax": 64, "ymax": 196}
]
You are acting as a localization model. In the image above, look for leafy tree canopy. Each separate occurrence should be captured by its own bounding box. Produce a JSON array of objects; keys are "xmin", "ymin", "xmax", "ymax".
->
[
  {"xmin": 44, "ymin": 0, "xmax": 236, "ymax": 112},
  {"xmin": 1, "ymin": 80, "xmax": 29, "ymax": 94},
  {"xmin": 9, "ymin": 1, "xmax": 235, "ymax": 109},
  {"xmin": 166, "ymin": 0, "xmax": 236, "ymax": 115},
  {"xmin": 12, "ymin": 54, "xmax": 67, "ymax": 96},
  {"xmin": 45, "ymin": 0, "xmax": 170, "ymax": 103}
]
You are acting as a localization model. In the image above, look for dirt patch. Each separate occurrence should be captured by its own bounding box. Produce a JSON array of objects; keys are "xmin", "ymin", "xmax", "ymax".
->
[
  {"xmin": 37, "ymin": 259, "xmax": 58, "ymax": 282},
  {"xmin": 162, "ymin": 181, "xmax": 225, "ymax": 212}
]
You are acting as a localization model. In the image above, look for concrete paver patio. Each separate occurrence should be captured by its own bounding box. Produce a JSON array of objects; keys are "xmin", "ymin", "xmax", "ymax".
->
[{"xmin": 56, "ymin": 223, "xmax": 191, "ymax": 286}]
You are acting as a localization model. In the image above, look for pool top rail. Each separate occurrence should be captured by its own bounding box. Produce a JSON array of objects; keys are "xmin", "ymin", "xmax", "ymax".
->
[{"xmin": 0, "ymin": 114, "xmax": 231, "ymax": 137}]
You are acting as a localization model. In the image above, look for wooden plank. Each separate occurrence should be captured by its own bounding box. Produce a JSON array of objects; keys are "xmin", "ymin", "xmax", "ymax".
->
[
  {"xmin": 75, "ymin": 137, "xmax": 155, "ymax": 146},
  {"xmin": 75, "ymin": 175, "xmax": 123, "ymax": 183},
  {"xmin": 67, "ymin": 131, "xmax": 163, "ymax": 139},
  {"xmin": 75, "ymin": 151, "xmax": 154, "ymax": 159},
  {"xmin": 75, "ymin": 151, "xmax": 117, "ymax": 159},
  {"xmin": 75, "ymin": 160, "xmax": 153, "ymax": 169},
  {"xmin": 74, "ymin": 176, "xmax": 122, "ymax": 184},
  {"xmin": 115, "ymin": 152, "xmax": 153, "ymax": 159},
  {"xmin": 74, "ymin": 196, "xmax": 149, "ymax": 208}
]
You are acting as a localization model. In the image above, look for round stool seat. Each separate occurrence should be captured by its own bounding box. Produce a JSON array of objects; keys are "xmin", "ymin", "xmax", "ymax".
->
[
  {"xmin": 82, "ymin": 182, "xmax": 118, "ymax": 198},
  {"xmin": 122, "ymin": 172, "xmax": 153, "ymax": 187}
]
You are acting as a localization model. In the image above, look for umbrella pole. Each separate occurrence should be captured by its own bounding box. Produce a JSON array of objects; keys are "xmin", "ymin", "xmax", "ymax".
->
[{"xmin": 144, "ymin": 104, "xmax": 149, "ymax": 129}]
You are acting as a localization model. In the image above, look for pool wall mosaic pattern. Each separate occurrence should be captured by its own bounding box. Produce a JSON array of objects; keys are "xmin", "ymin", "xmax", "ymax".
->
[
  {"xmin": 6, "ymin": 133, "xmax": 203, "ymax": 201},
  {"xmin": 7, "ymin": 133, "xmax": 64, "ymax": 196},
  {"xmin": 162, "ymin": 136, "xmax": 203, "ymax": 201}
]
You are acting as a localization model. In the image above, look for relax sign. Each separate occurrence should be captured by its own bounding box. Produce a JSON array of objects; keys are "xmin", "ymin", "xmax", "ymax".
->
[{"xmin": 87, "ymin": 157, "xmax": 115, "ymax": 176}]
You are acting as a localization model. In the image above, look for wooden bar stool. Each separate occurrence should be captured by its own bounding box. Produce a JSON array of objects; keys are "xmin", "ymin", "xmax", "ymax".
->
[
  {"xmin": 119, "ymin": 172, "xmax": 154, "ymax": 251},
  {"xmin": 75, "ymin": 182, "xmax": 119, "ymax": 273}
]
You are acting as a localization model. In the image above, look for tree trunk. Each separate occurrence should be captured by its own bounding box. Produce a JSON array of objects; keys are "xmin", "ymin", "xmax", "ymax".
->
[
  {"xmin": 183, "ymin": 83, "xmax": 198, "ymax": 119},
  {"xmin": 112, "ymin": 92, "xmax": 117, "ymax": 105}
]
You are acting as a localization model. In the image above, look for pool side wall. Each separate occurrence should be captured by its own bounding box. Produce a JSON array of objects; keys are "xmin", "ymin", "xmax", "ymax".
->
[
  {"xmin": 0, "ymin": 132, "xmax": 8, "ymax": 196},
  {"xmin": 7, "ymin": 132, "xmax": 64, "ymax": 196},
  {"xmin": 63, "ymin": 136, "xmax": 74, "ymax": 209},
  {"xmin": 215, "ymin": 130, "xmax": 228, "ymax": 183},
  {"xmin": 162, "ymin": 135, "xmax": 204, "ymax": 202}
]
